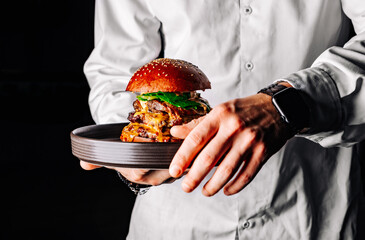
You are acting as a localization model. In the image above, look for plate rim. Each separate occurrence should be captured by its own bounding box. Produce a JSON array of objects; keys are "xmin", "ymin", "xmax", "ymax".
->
[{"xmin": 70, "ymin": 122, "xmax": 182, "ymax": 169}]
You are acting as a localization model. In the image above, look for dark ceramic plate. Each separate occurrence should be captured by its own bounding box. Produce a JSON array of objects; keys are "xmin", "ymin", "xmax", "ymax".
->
[{"xmin": 70, "ymin": 123, "xmax": 182, "ymax": 169}]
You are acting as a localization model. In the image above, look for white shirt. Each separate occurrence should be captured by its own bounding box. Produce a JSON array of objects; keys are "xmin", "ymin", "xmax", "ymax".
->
[{"xmin": 84, "ymin": 0, "xmax": 365, "ymax": 239}]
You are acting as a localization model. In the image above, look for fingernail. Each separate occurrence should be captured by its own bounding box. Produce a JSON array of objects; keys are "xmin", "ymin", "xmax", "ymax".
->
[
  {"xmin": 223, "ymin": 188, "xmax": 232, "ymax": 196},
  {"xmin": 202, "ymin": 188, "xmax": 211, "ymax": 197},
  {"xmin": 170, "ymin": 126, "xmax": 177, "ymax": 135},
  {"xmin": 182, "ymin": 181, "xmax": 192, "ymax": 192},
  {"xmin": 170, "ymin": 165, "xmax": 181, "ymax": 177}
]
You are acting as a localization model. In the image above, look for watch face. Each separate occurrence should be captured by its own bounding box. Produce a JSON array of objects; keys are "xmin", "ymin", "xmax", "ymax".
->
[{"xmin": 272, "ymin": 88, "xmax": 310, "ymax": 130}]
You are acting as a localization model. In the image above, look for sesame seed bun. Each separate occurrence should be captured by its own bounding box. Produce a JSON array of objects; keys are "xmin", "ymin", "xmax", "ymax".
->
[{"xmin": 126, "ymin": 58, "xmax": 211, "ymax": 93}]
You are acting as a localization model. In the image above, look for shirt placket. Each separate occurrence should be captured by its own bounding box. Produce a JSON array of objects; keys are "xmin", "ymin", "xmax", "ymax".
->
[
  {"xmin": 239, "ymin": 0, "xmax": 257, "ymax": 98},
  {"xmin": 237, "ymin": 1, "xmax": 260, "ymax": 239}
]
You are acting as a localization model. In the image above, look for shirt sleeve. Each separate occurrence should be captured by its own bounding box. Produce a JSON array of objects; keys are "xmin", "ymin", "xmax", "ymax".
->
[
  {"xmin": 281, "ymin": 0, "xmax": 365, "ymax": 148},
  {"xmin": 84, "ymin": 0, "xmax": 161, "ymax": 124}
]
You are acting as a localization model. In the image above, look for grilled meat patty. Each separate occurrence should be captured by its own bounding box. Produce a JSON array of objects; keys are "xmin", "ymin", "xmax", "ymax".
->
[{"xmin": 122, "ymin": 99, "xmax": 209, "ymax": 142}]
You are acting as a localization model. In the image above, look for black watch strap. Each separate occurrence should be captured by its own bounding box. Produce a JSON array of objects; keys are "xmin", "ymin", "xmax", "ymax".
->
[{"xmin": 258, "ymin": 82, "xmax": 288, "ymax": 96}]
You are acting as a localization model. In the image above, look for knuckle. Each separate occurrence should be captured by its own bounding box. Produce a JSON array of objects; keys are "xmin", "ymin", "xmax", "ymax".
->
[
  {"xmin": 214, "ymin": 104, "xmax": 231, "ymax": 116},
  {"xmin": 219, "ymin": 165, "xmax": 234, "ymax": 177},
  {"xmin": 252, "ymin": 128, "xmax": 263, "ymax": 140},
  {"xmin": 228, "ymin": 116, "xmax": 245, "ymax": 132},
  {"xmin": 240, "ymin": 174, "xmax": 253, "ymax": 184},
  {"xmin": 255, "ymin": 142, "xmax": 267, "ymax": 156},
  {"xmin": 198, "ymin": 151, "xmax": 216, "ymax": 167},
  {"xmin": 214, "ymin": 103, "xmax": 244, "ymax": 129},
  {"xmin": 129, "ymin": 170, "xmax": 145, "ymax": 183},
  {"xmin": 248, "ymin": 130, "xmax": 257, "ymax": 141},
  {"xmin": 187, "ymin": 131, "xmax": 203, "ymax": 146},
  {"xmin": 244, "ymin": 128, "xmax": 259, "ymax": 142},
  {"xmin": 218, "ymin": 116, "xmax": 245, "ymax": 142}
]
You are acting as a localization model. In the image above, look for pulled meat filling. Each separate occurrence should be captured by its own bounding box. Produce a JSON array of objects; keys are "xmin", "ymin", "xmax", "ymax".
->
[{"xmin": 121, "ymin": 98, "xmax": 210, "ymax": 142}]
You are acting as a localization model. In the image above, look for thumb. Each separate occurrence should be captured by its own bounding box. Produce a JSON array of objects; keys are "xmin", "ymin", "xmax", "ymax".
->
[{"xmin": 170, "ymin": 116, "xmax": 206, "ymax": 139}]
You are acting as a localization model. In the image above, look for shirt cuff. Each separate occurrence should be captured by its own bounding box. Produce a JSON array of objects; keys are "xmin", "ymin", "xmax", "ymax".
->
[{"xmin": 278, "ymin": 67, "xmax": 342, "ymax": 135}]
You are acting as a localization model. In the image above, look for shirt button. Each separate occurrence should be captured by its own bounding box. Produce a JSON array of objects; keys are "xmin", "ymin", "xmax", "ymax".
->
[
  {"xmin": 243, "ymin": 6, "xmax": 253, "ymax": 15},
  {"xmin": 245, "ymin": 62, "xmax": 254, "ymax": 71},
  {"xmin": 242, "ymin": 221, "xmax": 250, "ymax": 229}
]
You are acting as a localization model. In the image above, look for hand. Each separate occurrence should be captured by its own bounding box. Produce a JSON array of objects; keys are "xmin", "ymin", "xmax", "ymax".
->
[
  {"xmin": 169, "ymin": 93, "xmax": 293, "ymax": 196},
  {"xmin": 80, "ymin": 161, "xmax": 173, "ymax": 186}
]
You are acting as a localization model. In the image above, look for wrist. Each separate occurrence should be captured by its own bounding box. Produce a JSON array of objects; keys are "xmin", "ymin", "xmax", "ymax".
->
[
  {"xmin": 116, "ymin": 171, "xmax": 151, "ymax": 195},
  {"xmin": 258, "ymin": 82, "xmax": 311, "ymax": 135},
  {"xmin": 258, "ymin": 92, "xmax": 296, "ymax": 140}
]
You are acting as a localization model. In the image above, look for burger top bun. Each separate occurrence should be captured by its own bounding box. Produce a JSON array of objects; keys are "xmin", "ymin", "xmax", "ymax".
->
[{"xmin": 126, "ymin": 58, "xmax": 211, "ymax": 93}]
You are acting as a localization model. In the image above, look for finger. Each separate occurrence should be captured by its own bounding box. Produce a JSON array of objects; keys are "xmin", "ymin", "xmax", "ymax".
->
[
  {"xmin": 181, "ymin": 127, "xmax": 234, "ymax": 193},
  {"xmin": 114, "ymin": 168, "xmax": 150, "ymax": 176},
  {"xmin": 170, "ymin": 116, "xmax": 206, "ymax": 139},
  {"xmin": 223, "ymin": 142, "xmax": 266, "ymax": 195},
  {"xmin": 201, "ymin": 129, "xmax": 257, "ymax": 196},
  {"xmin": 80, "ymin": 160, "xmax": 102, "ymax": 170},
  {"xmin": 115, "ymin": 168, "xmax": 172, "ymax": 186},
  {"xmin": 169, "ymin": 115, "xmax": 219, "ymax": 178},
  {"xmin": 114, "ymin": 168, "xmax": 150, "ymax": 183},
  {"xmin": 142, "ymin": 170, "xmax": 173, "ymax": 186}
]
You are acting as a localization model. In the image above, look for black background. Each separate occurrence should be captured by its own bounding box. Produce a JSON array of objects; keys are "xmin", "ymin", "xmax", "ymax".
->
[
  {"xmin": 1, "ymin": 1, "xmax": 364, "ymax": 240},
  {"xmin": 1, "ymin": 1, "xmax": 135, "ymax": 239}
]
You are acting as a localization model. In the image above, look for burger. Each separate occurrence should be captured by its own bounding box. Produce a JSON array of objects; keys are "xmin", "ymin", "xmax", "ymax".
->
[{"xmin": 120, "ymin": 58, "xmax": 212, "ymax": 142}]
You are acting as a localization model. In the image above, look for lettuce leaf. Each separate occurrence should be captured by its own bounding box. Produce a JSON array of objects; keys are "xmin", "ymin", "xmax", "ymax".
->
[{"xmin": 137, "ymin": 91, "xmax": 202, "ymax": 109}]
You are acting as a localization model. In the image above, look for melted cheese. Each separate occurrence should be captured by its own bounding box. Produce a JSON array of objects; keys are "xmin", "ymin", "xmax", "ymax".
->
[
  {"xmin": 121, "ymin": 122, "xmax": 171, "ymax": 142},
  {"xmin": 134, "ymin": 112, "xmax": 168, "ymax": 129},
  {"xmin": 122, "ymin": 97, "xmax": 210, "ymax": 142}
]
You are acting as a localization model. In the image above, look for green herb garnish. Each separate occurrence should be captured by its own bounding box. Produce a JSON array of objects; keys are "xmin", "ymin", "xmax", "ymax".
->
[{"xmin": 137, "ymin": 91, "xmax": 203, "ymax": 109}]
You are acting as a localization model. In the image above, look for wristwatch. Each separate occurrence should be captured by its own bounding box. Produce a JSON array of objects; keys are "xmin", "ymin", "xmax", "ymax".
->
[{"xmin": 258, "ymin": 83, "xmax": 310, "ymax": 135}]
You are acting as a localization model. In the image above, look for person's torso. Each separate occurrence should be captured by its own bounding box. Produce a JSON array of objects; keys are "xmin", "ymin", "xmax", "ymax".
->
[{"xmin": 128, "ymin": 1, "xmax": 361, "ymax": 239}]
